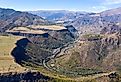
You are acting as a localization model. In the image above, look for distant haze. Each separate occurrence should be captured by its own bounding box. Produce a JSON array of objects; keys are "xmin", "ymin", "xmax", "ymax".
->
[{"xmin": 0, "ymin": 0, "xmax": 121, "ymax": 13}]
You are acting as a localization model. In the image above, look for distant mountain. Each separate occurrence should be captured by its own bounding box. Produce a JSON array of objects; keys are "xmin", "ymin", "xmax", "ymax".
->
[
  {"xmin": 2, "ymin": 7, "xmax": 121, "ymax": 82},
  {"xmin": 29, "ymin": 8, "xmax": 121, "ymax": 34},
  {"xmin": 71, "ymin": 7, "xmax": 121, "ymax": 34},
  {"xmin": 29, "ymin": 10, "xmax": 88, "ymax": 23},
  {"xmin": 0, "ymin": 8, "xmax": 48, "ymax": 32},
  {"xmin": 1, "ymin": 7, "xmax": 121, "ymax": 34},
  {"xmin": 101, "ymin": 7, "xmax": 121, "ymax": 16}
]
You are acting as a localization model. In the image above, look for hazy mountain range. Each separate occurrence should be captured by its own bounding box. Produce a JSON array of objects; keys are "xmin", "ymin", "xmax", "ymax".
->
[
  {"xmin": 1, "ymin": 7, "xmax": 121, "ymax": 34},
  {"xmin": 1, "ymin": 7, "xmax": 121, "ymax": 82},
  {"xmin": 28, "ymin": 7, "xmax": 121, "ymax": 34},
  {"xmin": 29, "ymin": 10, "xmax": 88, "ymax": 21},
  {"xmin": 0, "ymin": 8, "xmax": 48, "ymax": 32}
]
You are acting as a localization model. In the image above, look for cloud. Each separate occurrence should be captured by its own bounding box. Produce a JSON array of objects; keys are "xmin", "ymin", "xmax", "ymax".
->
[
  {"xmin": 103, "ymin": 0, "xmax": 121, "ymax": 5},
  {"xmin": 91, "ymin": 0, "xmax": 121, "ymax": 12},
  {"xmin": 91, "ymin": 6, "xmax": 107, "ymax": 12}
]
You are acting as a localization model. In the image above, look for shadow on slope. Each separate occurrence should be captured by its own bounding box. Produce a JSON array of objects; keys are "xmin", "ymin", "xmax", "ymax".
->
[
  {"xmin": 11, "ymin": 38, "xmax": 30, "ymax": 64},
  {"xmin": 0, "ymin": 71, "xmax": 51, "ymax": 82}
]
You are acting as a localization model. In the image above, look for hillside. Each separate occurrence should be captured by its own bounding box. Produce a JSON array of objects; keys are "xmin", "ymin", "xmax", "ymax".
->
[
  {"xmin": 71, "ymin": 8, "xmax": 121, "ymax": 34},
  {"xmin": 0, "ymin": 35, "xmax": 26, "ymax": 73},
  {"xmin": 101, "ymin": 7, "xmax": 121, "ymax": 16},
  {"xmin": 28, "ymin": 7, "xmax": 121, "ymax": 35},
  {"xmin": 10, "ymin": 32, "xmax": 121, "ymax": 82},
  {"xmin": 11, "ymin": 25, "xmax": 78, "ymax": 65},
  {"xmin": 2, "ymin": 7, "xmax": 121, "ymax": 82},
  {"xmin": 0, "ymin": 8, "xmax": 48, "ymax": 32},
  {"xmin": 50, "ymin": 33, "xmax": 121, "ymax": 72},
  {"xmin": 44, "ymin": 33, "xmax": 121, "ymax": 82}
]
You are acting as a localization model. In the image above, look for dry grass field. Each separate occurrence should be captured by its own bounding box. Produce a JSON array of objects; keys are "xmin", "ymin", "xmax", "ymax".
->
[
  {"xmin": 0, "ymin": 35, "xmax": 27, "ymax": 73},
  {"xmin": 30, "ymin": 25, "xmax": 66, "ymax": 30},
  {"xmin": 6, "ymin": 25, "xmax": 66, "ymax": 35},
  {"xmin": 6, "ymin": 27, "xmax": 46, "ymax": 34}
]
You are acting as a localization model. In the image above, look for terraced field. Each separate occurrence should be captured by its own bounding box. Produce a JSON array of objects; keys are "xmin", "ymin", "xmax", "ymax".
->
[
  {"xmin": 6, "ymin": 27, "xmax": 46, "ymax": 34},
  {"xmin": 6, "ymin": 25, "xmax": 66, "ymax": 35},
  {"xmin": 30, "ymin": 25, "xmax": 66, "ymax": 30},
  {"xmin": 0, "ymin": 35, "xmax": 26, "ymax": 73}
]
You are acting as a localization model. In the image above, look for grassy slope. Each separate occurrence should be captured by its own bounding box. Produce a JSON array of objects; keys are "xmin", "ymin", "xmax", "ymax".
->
[{"xmin": 0, "ymin": 35, "xmax": 26, "ymax": 73}]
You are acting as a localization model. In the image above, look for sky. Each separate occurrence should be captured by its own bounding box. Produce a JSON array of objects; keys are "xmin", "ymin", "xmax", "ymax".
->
[{"xmin": 0, "ymin": 0, "xmax": 121, "ymax": 12}]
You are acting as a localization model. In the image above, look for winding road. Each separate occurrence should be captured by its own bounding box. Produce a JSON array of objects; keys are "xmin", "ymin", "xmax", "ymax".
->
[
  {"xmin": 42, "ymin": 39, "xmax": 80, "ymax": 72},
  {"xmin": 42, "ymin": 38, "xmax": 117, "ymax": 78}
]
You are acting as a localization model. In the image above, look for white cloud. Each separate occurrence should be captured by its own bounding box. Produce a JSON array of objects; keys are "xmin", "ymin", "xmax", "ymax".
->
[
  {"xmin": 91, "ymin": 6, "xmax": 107, "ymax": 12},
  {"xmin": 91, "ymin": 0, "xmax": 121, "ymax": 12},
  {"xmin": 104, "ymin": 0, "xmax": 121, "ymax": 5}
]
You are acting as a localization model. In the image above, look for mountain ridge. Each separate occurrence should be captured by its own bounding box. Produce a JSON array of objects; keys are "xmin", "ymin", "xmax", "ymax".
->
[{"xmin": 0, "ymin": 7, "xmax": 48, "ymax": 32}]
